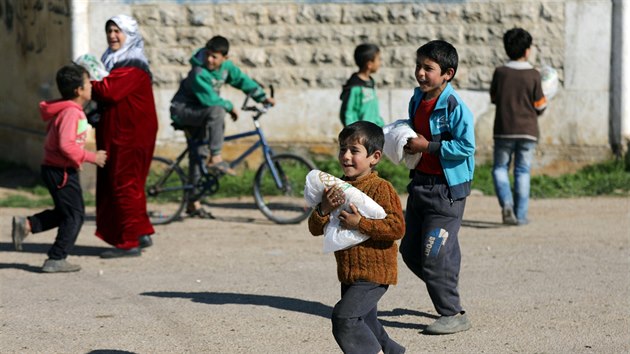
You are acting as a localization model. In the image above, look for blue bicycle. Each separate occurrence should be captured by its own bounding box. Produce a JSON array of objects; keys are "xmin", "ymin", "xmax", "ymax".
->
[{"xmin": 146, "ymin": 87, "xmax": 316, "ymax": 225}]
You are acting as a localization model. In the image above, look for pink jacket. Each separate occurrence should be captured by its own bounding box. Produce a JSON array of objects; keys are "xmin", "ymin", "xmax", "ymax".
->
[{"xmin": 40, "ymin": 100, "xmax": 96, "ymax": 169}]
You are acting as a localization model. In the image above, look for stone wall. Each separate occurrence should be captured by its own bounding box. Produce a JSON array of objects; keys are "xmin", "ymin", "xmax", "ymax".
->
[
  {"xmin": 97, "ymin": 0, "xmax": 607, "ymax": 173},
  {"xmin": 0, "ymin": 0, "xmax": 614, "ymax": 176}
]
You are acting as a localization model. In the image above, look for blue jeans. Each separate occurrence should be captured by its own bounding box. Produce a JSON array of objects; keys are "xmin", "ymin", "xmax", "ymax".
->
[{"xmin": 492, "ymin": 139, "xmax": 536, "ymax": 223}]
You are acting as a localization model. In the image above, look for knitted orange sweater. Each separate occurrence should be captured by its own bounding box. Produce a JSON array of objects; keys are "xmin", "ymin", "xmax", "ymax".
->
[{"xmin": 308, "ymin": 171, "xmax": 405, "ymax": 285}]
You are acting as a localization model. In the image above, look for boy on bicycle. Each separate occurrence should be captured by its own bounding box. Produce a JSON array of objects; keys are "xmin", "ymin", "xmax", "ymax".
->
[{"xmin": 170, "ymin": 35, "xmax": 275, "ymax": 217}]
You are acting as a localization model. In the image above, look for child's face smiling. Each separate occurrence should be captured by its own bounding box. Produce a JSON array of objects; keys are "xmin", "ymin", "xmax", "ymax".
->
[
  {"xmin": 415, "ymin": 55, "xmax": 453, "ymax": 99},
  {"xmin": 338, "ymin": 139, "xmax": 380, "ymax": 181},
  {"xmin": 205, "ymin": 50, "xmax": 227, "ymax": 71},
  {"xmin": 106, "ymin": 23, "xmax": 126, "ymax": 52}
]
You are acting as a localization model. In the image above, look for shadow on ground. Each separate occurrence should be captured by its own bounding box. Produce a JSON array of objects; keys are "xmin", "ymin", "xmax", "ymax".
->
[
  {"xmin": 141, "ymin": 291, "xmax": 436, "ymax": 330},
  {"xmin": 0, "ymin": 242, "xmax": 109, "ymax": 256}
]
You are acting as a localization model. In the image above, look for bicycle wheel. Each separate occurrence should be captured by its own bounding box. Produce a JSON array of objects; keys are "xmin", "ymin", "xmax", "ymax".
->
[
  {"xmin": 146, "ymin": 156, "xmax": 187, "ymax": 225},
  {"xmin": 253, "ymin": 153, "xmax": 316, "ymax": 224}
]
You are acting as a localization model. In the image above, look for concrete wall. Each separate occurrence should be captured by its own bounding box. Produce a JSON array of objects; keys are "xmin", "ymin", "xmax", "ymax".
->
[
  {"xmin": 0, "ymin": 0, "xmax": 621, "ymax": 176},
  {"xmin": 0, "ymin": 0, "xmax": 73, "ymax": 169}
]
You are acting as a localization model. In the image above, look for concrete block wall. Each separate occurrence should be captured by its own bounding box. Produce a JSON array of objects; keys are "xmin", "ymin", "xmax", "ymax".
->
[
  {"xmin": 0, "ymin": 0, "xmax": 615, "ymax": 177},
  {"xmin": 89, "ymin": 0, "xmax": 607, "ymax": 173}
]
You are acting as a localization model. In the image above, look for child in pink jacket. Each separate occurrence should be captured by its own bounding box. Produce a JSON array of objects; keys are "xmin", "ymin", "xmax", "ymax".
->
[{"xmin": 11, "ymin": 64, "xmax": 107, "ymax": 273}]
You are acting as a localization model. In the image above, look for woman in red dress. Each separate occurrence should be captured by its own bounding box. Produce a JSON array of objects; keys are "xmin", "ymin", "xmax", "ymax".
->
[{"xmin": 91, "ymin": 14, "xmax": 157, "ymax": 258}]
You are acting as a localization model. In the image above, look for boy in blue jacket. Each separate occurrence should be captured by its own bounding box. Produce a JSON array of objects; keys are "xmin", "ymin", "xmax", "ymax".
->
[
  {"xmin": 400, "ymin": 40, "xmax": 475, "ymax": 335},
  {"xmin": 170, "ymin": 35, "xmax": 275, "ymax": 216}
]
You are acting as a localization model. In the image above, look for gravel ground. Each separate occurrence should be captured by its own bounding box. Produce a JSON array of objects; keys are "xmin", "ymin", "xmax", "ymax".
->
[{"xmin": 1, "ymin": 195, "xmax": 629, "ymax": 354}]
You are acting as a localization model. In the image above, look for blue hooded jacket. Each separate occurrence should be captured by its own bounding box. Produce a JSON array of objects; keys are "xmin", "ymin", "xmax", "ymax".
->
[{"xmin": 408, "ymin": 82, "xmax": 475, "ymax": 200}]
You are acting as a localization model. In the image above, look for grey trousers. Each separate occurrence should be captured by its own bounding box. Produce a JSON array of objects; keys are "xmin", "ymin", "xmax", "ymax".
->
[
  {"xmin": 400, "ymin": 175, "xmax": 466, "ymax": 316},
  {"xmin": 332, "ymin": 281, "xmax": 405, "ymax": 354},
  {"xmin": 170, "ymin": 103, "xmax": 227, "ymax": 202}
]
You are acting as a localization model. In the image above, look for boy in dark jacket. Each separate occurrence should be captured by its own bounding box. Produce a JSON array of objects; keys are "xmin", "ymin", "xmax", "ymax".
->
[
  {"xmin": 340, "ymin": 43, "xmax": 384, "ymax": 127},
  {"xmin": 490, "ymin": 27, "xmax": 547, "ymax": 225}
]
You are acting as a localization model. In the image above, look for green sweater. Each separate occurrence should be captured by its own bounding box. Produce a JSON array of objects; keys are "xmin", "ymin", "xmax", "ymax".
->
[
  {"xmin": 339, "ymin": 73, "xmax": 384, "ymax": 127},
  {"xmin": 172, "ymin": 48, "xmax": 266, "ymax": 113}
]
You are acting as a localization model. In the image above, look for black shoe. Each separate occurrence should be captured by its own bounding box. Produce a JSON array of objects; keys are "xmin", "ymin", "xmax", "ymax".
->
[
  {"xmin": 139, "ymin": 235, "xmax": 153, "ymax": 249},
  {"xmin": 186, "ymin": 207, "xmax": 215, "ymax": 219},
  {"xmin": 100, "ymin": 247, "xmax": 141, "ymax": 259}
]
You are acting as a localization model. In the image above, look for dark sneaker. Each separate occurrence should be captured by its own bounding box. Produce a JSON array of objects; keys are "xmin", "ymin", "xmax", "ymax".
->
[
  {"xmin": 100, "ymin": 247, "xmax": 141, "ymax": 259},
  {"xmin": 139, "ymin": 235, "xmax": 153, "ymax": 249},
  {"xmin": 502, "ymin": 207, "xmax": 518, "ymax": 225},
  {"xmin": 42, "ymin": 259, "xmax": 81, "ymax": 273},
  {"xmin": 186, "ymin": 207, "xmax": 215, "ymax": 219},
  {"xmin": 12, "ymin": 216, "xmax": 28, "ymax": 251},
  {"xmin": 424, "ymin": 313, "xmax": 472, "ymax": 335}
]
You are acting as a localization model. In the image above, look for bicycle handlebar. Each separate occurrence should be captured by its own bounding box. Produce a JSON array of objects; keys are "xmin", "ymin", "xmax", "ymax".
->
[{"xmin": 241, "ymin": 84, "xmax": 274, "ymax": 117}]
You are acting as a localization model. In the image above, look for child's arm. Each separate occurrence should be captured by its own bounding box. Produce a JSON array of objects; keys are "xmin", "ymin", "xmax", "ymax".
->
[
  {"xmin": 308, "ymin": 186, "xmax": 345, "ymax": 236},
  {"xmin": 339, "ymin": 180, "xmax": 404, "ymax": 241},
  {"xmin": 533, "ymin": 71, "xmax": 547, "ymax": 115},
  {"xmin": 489, "ymin": 69, "xmax": 498, "ymax": 104},
  {"xmin": 225, "ymin": 61, "xmax": 267, "ymax": 103},
  {"xmin": 94, "ymin": 150, "xmax": 107, "ymax": 168}
]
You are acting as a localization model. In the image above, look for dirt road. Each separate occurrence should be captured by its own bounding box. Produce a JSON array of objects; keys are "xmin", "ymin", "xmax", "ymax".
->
[{"xmin": 1, "ymin": 195, "xmax": 628, "ymax": 353}]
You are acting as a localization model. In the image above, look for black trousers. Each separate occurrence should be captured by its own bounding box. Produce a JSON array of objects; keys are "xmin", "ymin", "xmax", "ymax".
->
[
  {"xmin": 400, "ymin": 174, "xmax": 466, "ymax": 316},
  {"xmin": 28, "ymin": 166, "xmax": 84, "ymax": 260},
  {"xmin": 331, "ymin": 281, "xmax": 405, "ymax": 354}
]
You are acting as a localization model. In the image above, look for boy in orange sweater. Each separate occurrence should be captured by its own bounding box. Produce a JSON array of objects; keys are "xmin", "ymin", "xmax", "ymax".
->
[
  {"xmin": 308, "ymin": 121, "xmax": 406, "ymax": 354},
  {"xmin": 12, "ymin": 64, "xmax": 107, "ymax": 273}
]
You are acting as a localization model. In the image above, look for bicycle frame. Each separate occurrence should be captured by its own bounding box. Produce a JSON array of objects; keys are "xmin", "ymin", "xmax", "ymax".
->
[{"xmin": 180, "ymin": 116, "xmax": 288, "ymax": 201}]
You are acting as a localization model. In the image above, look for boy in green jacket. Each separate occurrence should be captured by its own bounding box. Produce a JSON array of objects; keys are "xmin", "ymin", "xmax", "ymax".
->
[
  {"xmin": 170, "ymin": 35, "xmax": 275, "ymax": 216},
  {"xmin": 339, "ymin": 43, "xmax": 384, "ymax": 127}
]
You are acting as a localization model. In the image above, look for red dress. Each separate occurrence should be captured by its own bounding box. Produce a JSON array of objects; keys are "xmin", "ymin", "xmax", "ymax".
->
[{"xmin": 91, "ymin": 66, "xmax": 157, "ymax": 249}]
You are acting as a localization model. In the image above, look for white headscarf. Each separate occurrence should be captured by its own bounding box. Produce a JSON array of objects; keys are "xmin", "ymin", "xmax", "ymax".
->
[{"xmin": 101, "ymin": 14, "xmax": 149, "ymax": 71}]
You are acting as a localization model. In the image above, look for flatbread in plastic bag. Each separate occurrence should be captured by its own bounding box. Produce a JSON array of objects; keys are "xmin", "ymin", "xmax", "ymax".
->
[
  {"xmin": 383, "ymin": 119, "xmax": 422, "ymax": 169},
  {"xmin": 304, "ymin": 170, "xmax": 386, "ymax": 253},
  {"xmin": 74, "ymin": 54, "xmax": 109, "ymax": 81}
]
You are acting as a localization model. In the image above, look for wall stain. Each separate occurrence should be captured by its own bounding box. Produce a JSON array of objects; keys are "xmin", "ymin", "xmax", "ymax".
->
[{"xmin": 2, "ymin": 0, "xmax": 69, "ymax": 56}]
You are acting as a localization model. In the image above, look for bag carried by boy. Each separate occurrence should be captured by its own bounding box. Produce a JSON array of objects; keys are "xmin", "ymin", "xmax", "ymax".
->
[
  {"xmin": 382, "ymin": 119, "xmax": 422, "ymax": 169},
  {"xmin": 304, "ymin": 170, "xmax": 386, "ymax": 253}
]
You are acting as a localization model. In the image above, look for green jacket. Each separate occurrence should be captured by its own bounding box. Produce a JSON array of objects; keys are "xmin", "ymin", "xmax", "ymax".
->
[
  {"xmin": 171, "ymin": 48, "xmax": 266, "ymax": 112},
  {"xmin": 339, "ymin": 73, "xmax": 383, "ymax": 127}
]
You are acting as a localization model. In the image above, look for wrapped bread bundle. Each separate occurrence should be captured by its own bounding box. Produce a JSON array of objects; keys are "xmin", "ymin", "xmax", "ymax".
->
[
  {"xmin": 304, "ymin": 170, "xmax": 386, "ymax": 253},
  {"xmin": 383, "ymin": 119, "xmax": 422, "ymax": 169},
  {"xmin": 74, "ymin": 54, "xmax": 109, "ymax": 81}
]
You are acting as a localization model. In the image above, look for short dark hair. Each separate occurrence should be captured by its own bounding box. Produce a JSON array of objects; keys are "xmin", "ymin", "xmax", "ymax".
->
[
  {"xmin": 56, "ymin": 64, "xmax": 88, "ymax": 100},
  {"xmin": 354, "ymin": 43, "xmax": 380, "ymax": 70},
  {"xmin": 205, "ymin": 35, "xmax": 229, "ymax": 55},
  {"xmin": 338, "ymin": 121, "xmax": 384, "ymax": 157},
  {"xmin": 416, "ymin": 40, "xmax": 459, "ymax": 81},
  {"xmin": 503, "ymin": 27, "xmax": 532, "ymax": 60}
]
